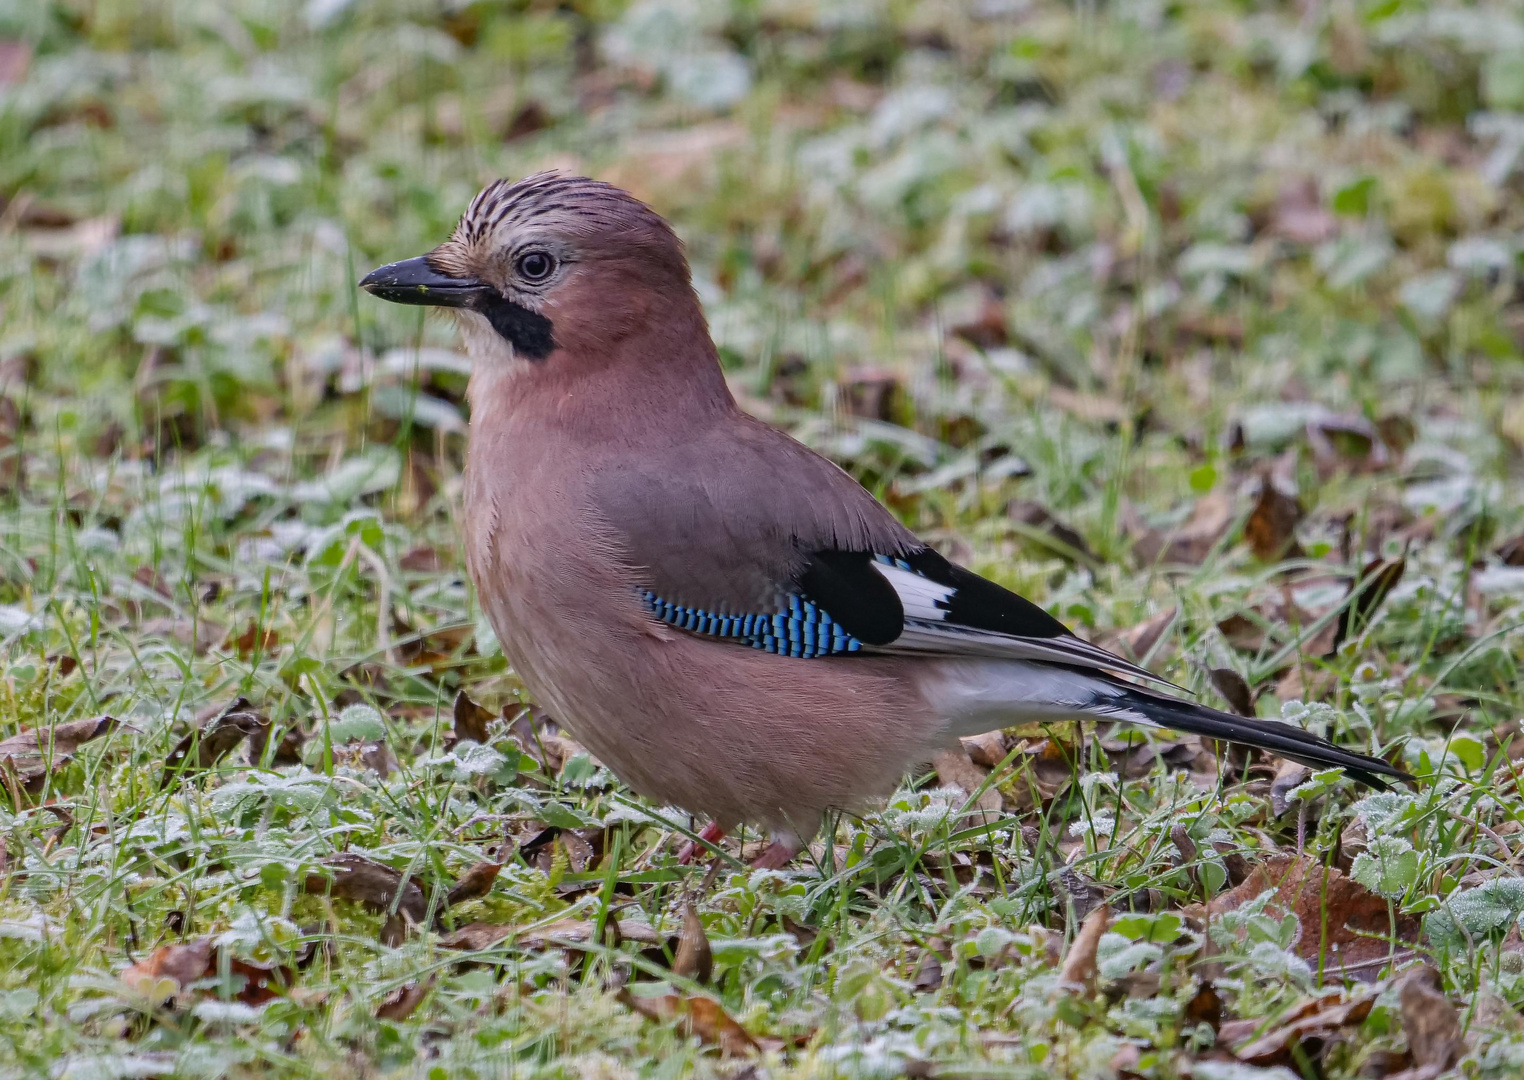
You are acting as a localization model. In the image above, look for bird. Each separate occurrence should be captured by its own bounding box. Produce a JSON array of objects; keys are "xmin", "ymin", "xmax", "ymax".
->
[{"xmin": 359, "ymin": 173, "xmax": 1411, "ymax": 868}]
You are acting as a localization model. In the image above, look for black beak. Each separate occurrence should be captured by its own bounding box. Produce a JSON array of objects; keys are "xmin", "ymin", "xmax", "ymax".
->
[{"xmin": 358, "ymin": 256, "xmax": 491, "ymax": 309}]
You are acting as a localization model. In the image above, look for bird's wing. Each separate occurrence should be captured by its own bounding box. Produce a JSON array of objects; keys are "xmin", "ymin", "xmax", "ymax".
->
[{"xmin": 592, "ymin": 416, "xmax": 1175, "ymax": 686}]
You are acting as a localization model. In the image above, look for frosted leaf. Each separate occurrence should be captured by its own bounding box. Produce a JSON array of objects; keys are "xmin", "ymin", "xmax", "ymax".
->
[
  {"xmin": 1425, "ymin": 876, "xmax": 1524, "ymax": 944},
  {"xmin": 1349, "ymin": 836, "xmax": 1418, "ymax": 898}
]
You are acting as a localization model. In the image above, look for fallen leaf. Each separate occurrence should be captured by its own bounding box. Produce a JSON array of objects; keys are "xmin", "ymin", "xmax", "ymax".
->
[
  {"xmin": 1131, "ymin": 493, "xmax": 1234, "ymax": 566},
  {"xmin": 1244, "ymin": 477, "xmax": 1304, "ymax": 562},
  {"xmin": 837, "ymin": 366, "xmax": 908, "ymax": 423},
  {"xmin": 1398, "ymin": 966, "xmax": 1462, "ymax": 1073},
  {"xmin": 1325, "ymin": 556, "xmax": 1405, "ymax": 657},
  {"xmin": 673, "ymin": 902, "xmax": 713, "ymax": 983},
  {"xmin": 1270, "ymin": 760, "xmax": 1313, "ymax": 816},
  {"xmin": 302, "ymin": 853, "xmax": 427, "ymax": 927},
  {"xmin": 931, "ymin": 747, "xmax": 1001, "ymax": 820},
  {"xmin": 160, "ymin": 699, "xmax": 268, "ymax": 788},
  {"xmin": 226, "ymin": 621, "xmax": 280, "ymax": 658},
  {"xmin": 1057, "ymin": 904, "xmax": 1111, "ymax": 993},
  {"xmin": 1183, "ymin": 982, "xmax": 1222, "ymax": 1032},
  {"xmin": 1306, "ymin": 412, "xmax": 1394, "ymax": 477},
  {"xmin": 1105, "ymin": 606, "xmax": 1178, "ymax": 666},
  {"xmin": 440, "ymin": 916, "xmax": 662, "ymax": 953},
  {"xmin": 618, "ymin": 990, "xmax": 761, "ymax": 1056},
  {"xmin": 960, "ymin": 730, "xmax": 1009, "ymax": 769},
  {"xmin": 1223, "ymin": 987, "xmax": 1376, "ymax": 1067},
  {"xmin": 451, "ymin": 691, "xmax": 495, "ymax": 745},
  {"xmin": 912, "ymin": 938, "xmax": 948, "ymax": 992},
  {"xmin": 1007, "ymin": 500, "xmax": 1097, "ymax": 564},
  {"xmin": 1001, "ymin": 737, "xmax": 1079, "ymax": 814},
  {"xmin": 122, "ymin": 940, "xmax": 214, "ymax": 1006},
  {"xmin": 375, "ymin": 977, "xmax": 435, "ymax": 1022},
  {"xmin": 0, "ymin": 716, "xmax": 121, "ymax": 792},
  {"xmin": 1497, "ymin": 532, "xmax": 1524, "ymax": 567},
  {"xmin": 398, "ymin": 545, "xmax": 447, "ymax": 573},
  {"xmin": 121, "ymin": 939, "xmax": 292, "ymax": 1008},
  {"xmin": 1186, "ymin": 855, "xmax": 1420, "ymax": 979},
  {"xmin": 1208, "ymin": 668, "xmax": 1255, "ymax": 717},
  {"xmin": 140, "ymin": 616, "xmax": 224, "ymax": 655},
  {"xmin": 445, "ymin": 861, "xmax": 503, "ymax": 907}
]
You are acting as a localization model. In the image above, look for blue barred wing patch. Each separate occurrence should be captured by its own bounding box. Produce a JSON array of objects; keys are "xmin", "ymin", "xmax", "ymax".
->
[{"xmin": 640, "ymin": 591, "xmax": 863, "ymax": 659}]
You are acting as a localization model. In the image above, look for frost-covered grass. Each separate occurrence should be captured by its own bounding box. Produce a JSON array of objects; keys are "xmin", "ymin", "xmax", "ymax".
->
[{"xmin": 6, "ymin": 0, "xmax": 1524, "ymax": 1077}]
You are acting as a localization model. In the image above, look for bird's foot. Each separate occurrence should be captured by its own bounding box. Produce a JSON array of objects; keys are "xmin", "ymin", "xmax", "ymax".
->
[
  {"xmin": 677, "ymin": 821, "xmax": 726, "ymax": 865},
  {"xmin": 749, "ymin": 839, "xmax": 801, "ymax": 870}
]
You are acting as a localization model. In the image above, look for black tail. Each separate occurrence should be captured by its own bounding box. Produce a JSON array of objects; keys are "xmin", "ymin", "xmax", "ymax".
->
[{"xmin": 1109, "ymin": 684, "xmax": 1413, "ymax": 789}]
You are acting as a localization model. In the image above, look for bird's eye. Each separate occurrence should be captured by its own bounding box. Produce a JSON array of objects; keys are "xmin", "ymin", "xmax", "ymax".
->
[{"xmin": 516, "ymin": 250, "xmax": 556, "ymax": 283}]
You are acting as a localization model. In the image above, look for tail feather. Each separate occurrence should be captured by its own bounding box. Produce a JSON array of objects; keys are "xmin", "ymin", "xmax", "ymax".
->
[
  {"xmin": 925, "ymin": 658, "xmax": 1412, "ymax": 789},
  {"xmin": 1100, "ymin": 683, "xmax": 1412, "ymax": 789}
]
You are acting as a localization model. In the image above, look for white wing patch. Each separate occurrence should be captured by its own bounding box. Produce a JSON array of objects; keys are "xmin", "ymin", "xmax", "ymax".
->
[
  {"xmin": 870, "ymin": 557, "xmax": 1184, "ymax": 691},
  {"xmin": 870, "ymin": 560, "xmax": 953, "ymax": 622}
]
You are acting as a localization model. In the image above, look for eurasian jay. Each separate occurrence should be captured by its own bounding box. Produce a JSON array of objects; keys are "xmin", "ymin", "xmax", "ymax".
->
[{"xmin": 360, "ymin": 173, "xmax": 1410, "ymax": 868}]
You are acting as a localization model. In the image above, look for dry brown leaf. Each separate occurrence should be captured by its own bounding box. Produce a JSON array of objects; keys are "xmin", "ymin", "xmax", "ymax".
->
[
  {"xmin": 1001, "ymin": 737, "xmax": 1079, "ymax": 814},
  {"xmin": 1186, "ymin": 855, "xmax": 1420, "ymax": 978},
  {"xmin": 931, "ymin": 748, "xmax": 1001, "ymax": 819},
  {"xmin": 1244, "ymin": 477, "xmax": 1304, "ymax": 562},
  {"xmin": 1223, "ymin": 988, "xmax": 1375, "ymax": 1067},
  {"xmin": 1270, "ymin": 760, "xmax": 1313, "ymax": 817},
  {"xmin": 1007, "ymin": 500, "xmax": 1097, "ymax": 564},
  {"xmin": 451, "ymin": 691, "xmax": 495, "ymax": 745},
  {"xmin": 837, "ymin": 366, "xmax": 909, "ymax": 424},
  {"xmin": 1208, "ymin": 668, "xmax": 1255, "ymax": 717},
  {"xmin": 1057, "ymin": 904, "xmax": 1111, "ymax": 992},
  {"xmin": 441, "ymin": 916, "xmax": 663, "ymax": 953},
  {"xmin": 1307, "ymin": 412, "xmax": 1394, "ymax": 477},
  {"xmin": 160, "ymin": 698, "xmax": 268, "ymax": 788},
  {"xmin": 673, "ymin": 902, "xmax": 713, "ymax": 983},
  {"xmin": 1399, "ymin": 966, "xmax": 1462, "ymax": 1073},
  {"xmin": 0, "ymin": 715, "xmax": 120, "ymax": 791},
  {"xmin": 140, "ymin": 616, "xmax": 224, "ymax": 655},
  {"xmin": 959, "ymin": 730, "xmax": 1009, "ymax": 769},
  {"xmin": 1131, "ymin": 493, "xmax": 1234, "ymax": 567},
  {"xmin": 375, "ymin": 977, "xmax": 435, "ymax": 1022},
  {"xmin": 1111, "ymin": 606, "xmax": 1178, "ymax": 666},
  {"xmin": 1183, "ymin": 982, "xmax": 1222, "ymax": 1032},
  {"xmin": 226, "ymin": 621, "xmax": 280, "ymax": 658},
  {"xmin": 121, "ymin": 938, "xmax": 292, "ymax": 1008},
  {"xmin": 1325, "ymin": 556, "xmax": 1406, "ymax": 657},
  {"xmin": 618, "ymin": 990, "xmax": 761, "ymax": 1057},
  {"xmin": 445, "ymin": 861, "xmax": 503, "ymax": 907},
  {"xmin": 122, "ymin": 939, "xmax": 214, "ymax": 1006},
  {"xmin": 302, "ymin": 853, "xmax": 427, "ymax": 927}
]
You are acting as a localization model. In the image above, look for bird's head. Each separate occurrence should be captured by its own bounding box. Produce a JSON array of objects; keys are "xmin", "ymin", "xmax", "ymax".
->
[{"xmin": 360, "ymin": 173, "xmax": 701, "ymax": 372}]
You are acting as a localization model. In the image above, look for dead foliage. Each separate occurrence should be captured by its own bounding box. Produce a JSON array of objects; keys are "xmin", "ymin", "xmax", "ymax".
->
[
  {"xmin": 160, "ymin": 698, "xmax": 268, "ymax": 788},
  {"xmin": 1220, "ymin": 987, "xmax": 1376, "ymax": 1069},
  {"xmin": 1057, "ymin": 905, "xmax": 1111, "ymax": 993},
  {"xmin": 375, "ymin": 977, "xmax": 436, "ymax": 1022},
  {"xmin": 1129, "ymin": 493, "xmax": 1234, "ymax": 567},
  {"xmin": 444, "ymin": 861, "xmax": 504, "ymax": 907},
  {"xmin": 121, "ymin": 938, "xmax": 294, "ymax": 1008},
  {"xmin": 225, "ymin": 620, "xmax": 280, "ymax": 658},
  {"xmin": 1243, "ymin": 476, "xmax": 1304, "ymax": 562},
  {"xmin": 302, "ymin": 853, "xmax": 427, "ymax": 930},
  {"xmin": 1396, "ymin": 966, "xmax": 1463, "ymax": 1077},
  {"xmin": 1186, "ymin": 855, "xmax": 1420, "ymax": 979},
  {"xmin": 673, "ymin": 901, "xmax": 714, "ymax": 983},
  {"xmin": 1007, "ymin": 500, "xmax": 1097, "ymax": 564},
  {"xmin": 440, "ymin": 916, "xmax": 662, "ymax": 953},
  {"xmin": 617, "ymin": 989, "xmax": 761, "ymax": 1057},
  {"xmin": 0, "ymin": 715, "xmax": 121, "ymax": 794}
]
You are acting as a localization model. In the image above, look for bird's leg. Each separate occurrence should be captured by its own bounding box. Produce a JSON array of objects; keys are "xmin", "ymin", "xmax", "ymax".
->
[
  {"xmin": 750, "ymin": 836, "xmax": 802, "ymax": 870},
  {"xmin": 677, "ymin": 821, "xmax": 726, "ymax": 865}
]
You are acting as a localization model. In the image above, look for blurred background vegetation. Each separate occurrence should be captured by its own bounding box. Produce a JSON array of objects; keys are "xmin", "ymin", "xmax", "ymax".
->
[{"xmin": 6, "ymin": 0, "xmax": 1524, "ymax": 1076}]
